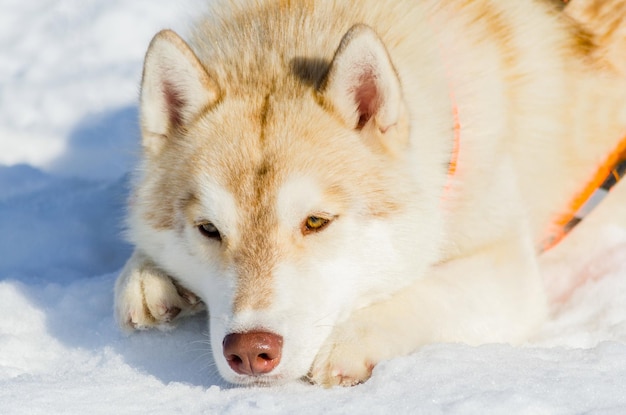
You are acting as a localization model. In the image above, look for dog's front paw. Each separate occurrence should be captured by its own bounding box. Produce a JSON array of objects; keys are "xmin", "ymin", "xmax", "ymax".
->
[
  {"xmin": 308, "ymin": 325, "xmax": 376, "ymax": 387},
  {"xmin": 114, "ymin": 251, "xmax": 205, "ymax": 331}
]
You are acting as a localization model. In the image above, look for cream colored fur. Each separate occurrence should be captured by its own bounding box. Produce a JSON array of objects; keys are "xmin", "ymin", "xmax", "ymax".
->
[
  {"xmin": 114, "ymin": 0, "xmax": 626, "ymax": 386},
  {"xmin": 565, "ymin": 0, "xmax": 626, "ymax": 76}
]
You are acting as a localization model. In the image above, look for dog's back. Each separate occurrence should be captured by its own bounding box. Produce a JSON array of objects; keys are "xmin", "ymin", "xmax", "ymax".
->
[{"xmin": 565, "ymin": 0, "xmax": 626, "ymax": 75}]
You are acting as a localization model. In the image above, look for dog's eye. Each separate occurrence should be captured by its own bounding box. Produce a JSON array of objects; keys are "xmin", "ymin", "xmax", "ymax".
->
[
  {"xmin": 302, "ymin": 216, "xmax": 331, "ymax": 235},
  {"xmin": 197, "ymin": 222, "xmax": 222, "ymax": 241}
]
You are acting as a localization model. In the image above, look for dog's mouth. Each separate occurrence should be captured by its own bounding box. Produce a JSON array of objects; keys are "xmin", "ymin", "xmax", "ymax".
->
[
  {"xmin": 223, "ymin": 353, "xmax": 321, "ymax": 387},
  {"xmin": 228, "ymin": 372, "xmax": 290, "ymax": 387}
]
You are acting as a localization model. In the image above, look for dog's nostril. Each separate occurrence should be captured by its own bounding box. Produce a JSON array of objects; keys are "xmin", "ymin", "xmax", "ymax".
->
[
  {"xmin": 222, "ymin": 331, "xmax": 283, "ymax": 376},
  {"xmin": 227, "ymin": 354, "xmax": 243, "ymax": 365}
]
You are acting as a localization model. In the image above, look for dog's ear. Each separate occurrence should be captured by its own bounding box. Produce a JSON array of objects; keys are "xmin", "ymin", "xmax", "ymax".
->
[
  {"xmin": 139, "ymin": 29, "xmax": 220, "ymax": 155},
  {"xmin": 320, "ymin": 24, "xmax": 403, "ymax": 134}
]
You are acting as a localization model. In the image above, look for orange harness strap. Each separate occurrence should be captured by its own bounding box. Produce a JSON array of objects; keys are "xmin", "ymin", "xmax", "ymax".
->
[
  {"xmin": 443, "ymin": 104, "xmax": 461, "ymax": 193},
  {"xmin": 444, "ymin": 103, "xmax": 625, "ymax": 253},
  {"xmin": 540, "ymin": 0, "xmax": 626, "ymax": 249},
  {"xmin": 542, "ymin": 134, "xmax": 626, "ymax": 250}
]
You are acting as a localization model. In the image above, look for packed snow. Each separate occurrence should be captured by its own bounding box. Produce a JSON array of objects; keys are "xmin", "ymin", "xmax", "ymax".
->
[{"xmin": 1, "ymin": 1, "xmax": 626, "ymax": 413}]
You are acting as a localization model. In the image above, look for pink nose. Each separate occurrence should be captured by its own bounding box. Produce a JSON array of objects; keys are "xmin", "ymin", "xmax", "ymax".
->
[{"xmin": 222, "ymin": 331, "xmax": 283, "ymax": 376}]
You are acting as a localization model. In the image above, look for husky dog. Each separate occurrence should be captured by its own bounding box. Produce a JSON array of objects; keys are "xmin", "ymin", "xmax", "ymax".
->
[{"xmin": 115, "ymin": 0, "xmax": 626, "ymax": 386}]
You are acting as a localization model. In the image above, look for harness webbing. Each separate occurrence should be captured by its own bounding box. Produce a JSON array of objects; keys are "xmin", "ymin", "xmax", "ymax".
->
[{"xmin": 542, "ymin": 136, "xmax": 626, "ymax": 250}]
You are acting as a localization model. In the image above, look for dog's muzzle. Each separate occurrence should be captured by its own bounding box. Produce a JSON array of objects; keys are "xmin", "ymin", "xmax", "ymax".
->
[{"xmin": 222, "ymin": 331, "xmax": 283, "ymax": 376}]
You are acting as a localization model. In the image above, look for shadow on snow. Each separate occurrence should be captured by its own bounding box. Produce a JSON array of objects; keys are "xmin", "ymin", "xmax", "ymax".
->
[{"xmin": 0, "ymin": 105, "xmax": 226, "ymax": 388}]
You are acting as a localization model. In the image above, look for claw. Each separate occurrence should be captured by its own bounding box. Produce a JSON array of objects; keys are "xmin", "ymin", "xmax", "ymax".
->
[{"xmin": 173, "ymin": 280, "xmax": 202, "ymax": 306}]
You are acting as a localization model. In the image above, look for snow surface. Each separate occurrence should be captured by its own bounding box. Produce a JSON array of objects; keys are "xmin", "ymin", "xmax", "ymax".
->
[{"xmin": 1, "ymin": 1, "xmax": 626, "ymax": 413}]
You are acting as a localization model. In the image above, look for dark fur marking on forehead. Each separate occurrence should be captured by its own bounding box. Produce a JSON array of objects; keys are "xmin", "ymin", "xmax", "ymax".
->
[
  {"xmin": 259, "ymin": 92, "xmax": 272, "ymax": 144},
  {"xmin": 289, "ymin": 56, "xmax": 330, "ymax": 88},
  {"xmin": 255, "ymin": 159, "xmax": 272, "ymax": 179}
]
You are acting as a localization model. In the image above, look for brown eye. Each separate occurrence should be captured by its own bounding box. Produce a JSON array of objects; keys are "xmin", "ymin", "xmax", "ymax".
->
[
  {"xmin": 302, "ymin": 216, "xmax": 331, "ymax": 235},
  {"xmin": 198, "ymin": 222, "xmax": 221, "ymax": 241}
]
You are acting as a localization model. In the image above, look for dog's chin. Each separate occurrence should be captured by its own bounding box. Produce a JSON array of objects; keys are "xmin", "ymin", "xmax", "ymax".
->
[
  {"xmin": 223, "ymin": 372, "xmax": 304, "ymax": 387},
  {"xmin": 218, "ymin": 357, "xmax": 314, "ymax": 387}
]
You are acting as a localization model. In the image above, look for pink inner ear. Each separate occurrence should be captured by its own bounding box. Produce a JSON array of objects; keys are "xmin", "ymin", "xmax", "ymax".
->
[
  {"xmin": 354, "ymin": 69, "xmax": 381, "ymax": 129},
  {"xmin": 162, "ymin": 80, "xmax": 186, "ymax": 129}
]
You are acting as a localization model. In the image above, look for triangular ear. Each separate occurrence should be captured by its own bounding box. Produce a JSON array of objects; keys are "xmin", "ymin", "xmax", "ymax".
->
[
  {"xmin": 320, "ymin": 24, "xmax": 403, "ymax": 133},
  {"xmin": 140, "ymin": 29, "xmax": 220, "ymax": 154}
]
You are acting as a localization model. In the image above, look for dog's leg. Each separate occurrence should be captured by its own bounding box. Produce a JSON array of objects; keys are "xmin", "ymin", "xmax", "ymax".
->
[
  {"xmin": 114, "ymin": 250, "xmax": 205, "ymax": 331},
  {"xmin": 309, "ymin": 232, "xmax": 547, "ymax": 387}
]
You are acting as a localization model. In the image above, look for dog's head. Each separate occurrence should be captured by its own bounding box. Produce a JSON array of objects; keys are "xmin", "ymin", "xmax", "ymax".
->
[{"xmin": 128, "ymin": 26, "xmax": 443, "ymax": 385}]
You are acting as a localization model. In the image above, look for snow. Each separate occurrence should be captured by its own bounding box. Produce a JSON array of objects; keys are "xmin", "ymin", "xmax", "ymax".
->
[{"xmin": 1, "ymin": 0, "xmax": 625, "ymax": 413}]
